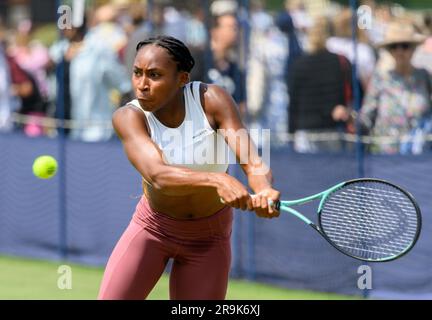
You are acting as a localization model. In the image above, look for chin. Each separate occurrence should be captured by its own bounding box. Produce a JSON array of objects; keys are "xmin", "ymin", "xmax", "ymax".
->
[{"xmin": 137, "ymin": 99, "xmax": 157, "ymax": 112}]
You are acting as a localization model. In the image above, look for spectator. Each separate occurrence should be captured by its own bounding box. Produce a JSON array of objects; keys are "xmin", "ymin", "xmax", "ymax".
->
[
  {"xmin": 124, "ymin": 2, "xmax": 152, "ymax": 75},
  {"xmin": 8, "ymin": 20, "xmax": 50, "ymax": 100},
  {"xmin": 0, "ymin": 36, "xmax": 17, "ymax": 132},
  {"xmin": 413, "ymin": 12, "xmax": 432, "ymax": 74},
  {"xmin": 247, "ymin": 0, "xmax": 289, "ymax": 145},
  {"xmin": 0, "ymin": 20, "xmax": 45, "ymax": 137},
  {"xmin": 50, "ymin": 15, "xmax": 132, "ymax": 142},
  {"xmin": 286, "ymin": 0, "xmax": 312, "ymax": 49},
  {"xmin": 275, "ymin": 1, "xmax": 303, "ymax": 83},
  {"xmin": 206, "ymin": 12, "xmax": 246, "ymax": 116},
  {"xmin": 1, "ymin": 19, "xmax": 13, "ymax": 131},
  {"xmin": 8, "ymin": 21, "xmax": 50, "ymax": 137},
  {"xmin": 288, "ymin": 17, "xmax": 353, "ymax": 153},
  {"xmin": 86, "ymin": 4, "xmax": 128, "ymax": 60},
  {"xmin": 185, "ymin": 7, "xmax": 207, "ymax": 51},
  {"xmin": 361, "ymin": 21, "xmax": 431, "ymax": 154},
  {"xmin": 364, "ymin": 1, "xmax": 392, "ymax": 46},
  {"xmin": 49, "ymin": 23, "xmax": 87, "ymax": 137},
  {"xmin": 13, "ymin": 62, "xmax": 47, "ymax": 137},
  {"xmin": 163, "ymin": 6, "xmax": 188, "ymax": 43},
  {"xmin": 185, "ymin": 7, "xmax": 208, "ymax": 82},
  {"xmin": 3, "ymin": 52, "xmax": 43, "ymax": 136},
  {"xmin": 371, "ymin": 4, "xmax": 397, "ymax": 74},
  {"xmin": 71, "ymin": 31, "xmax": 131, "ymax": 142},
  {"xmin": 327, "ymin": 8, "xmax": 376, "ymax": 90}
]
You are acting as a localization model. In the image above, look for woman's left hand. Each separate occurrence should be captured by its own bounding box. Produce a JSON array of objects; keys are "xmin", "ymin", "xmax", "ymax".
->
[{"xmin": 251, "ymin": 188, "xmax": 281, "ymax": 219}]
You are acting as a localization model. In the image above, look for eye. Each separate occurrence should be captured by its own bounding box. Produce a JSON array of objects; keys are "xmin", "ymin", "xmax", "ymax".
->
[
  {"xmin": 149, "ymin": 71, "xmax": 160, "ymax": 78},
  {"xmin": 133, "ymin": 70, "xmax": 142, "ymax": 77}
]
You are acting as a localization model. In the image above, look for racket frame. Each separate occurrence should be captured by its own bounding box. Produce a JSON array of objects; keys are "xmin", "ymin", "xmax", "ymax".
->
[{"xmin": 275, "ymin": 178, "xmax": 422, "ymax": 262}]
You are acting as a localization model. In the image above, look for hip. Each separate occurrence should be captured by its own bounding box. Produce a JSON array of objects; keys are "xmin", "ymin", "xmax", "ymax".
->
[{"xmin": 132, "ymin": 196, "xmax": 233, "ymax": 242}]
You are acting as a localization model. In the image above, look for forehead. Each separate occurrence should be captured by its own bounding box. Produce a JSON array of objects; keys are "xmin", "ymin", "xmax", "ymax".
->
[
  {"xmin": 134, "ymin": 45, "xmax": 176, "ymax": 70},
  {"xmin": 218, "ymin": 15, "xmax": 237, "ymax": 28}
]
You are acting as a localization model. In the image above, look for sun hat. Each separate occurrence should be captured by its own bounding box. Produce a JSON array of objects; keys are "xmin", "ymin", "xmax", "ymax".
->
[{"xmin": 378, "ymin": 21, "xmax": 426, "ymax": 48}]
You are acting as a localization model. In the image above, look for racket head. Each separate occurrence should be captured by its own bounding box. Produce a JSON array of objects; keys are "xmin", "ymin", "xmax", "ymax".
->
[{"xmin": 317, "ymin": 178, "xmax": 422, "ymax": 262}]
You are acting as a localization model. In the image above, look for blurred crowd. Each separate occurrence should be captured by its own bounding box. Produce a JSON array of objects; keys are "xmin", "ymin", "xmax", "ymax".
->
[{"xmin": 0, "ymin": 0, "xmax": 431, "ymax": 154}]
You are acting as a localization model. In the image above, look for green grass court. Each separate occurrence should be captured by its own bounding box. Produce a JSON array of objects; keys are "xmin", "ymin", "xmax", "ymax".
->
[{"xmin": 0, "ymin": 255, "xmax": 357, "ymax": 300}]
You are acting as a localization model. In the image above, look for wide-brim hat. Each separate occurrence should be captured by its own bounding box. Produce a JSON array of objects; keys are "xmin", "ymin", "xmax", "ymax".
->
[{"xmin": 378, "ymin": 21, "xmax": 426, "ymax": 48}]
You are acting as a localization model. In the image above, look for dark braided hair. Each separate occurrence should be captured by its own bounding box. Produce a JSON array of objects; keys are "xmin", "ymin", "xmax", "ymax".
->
[{"xmin": 136, "ymin": 36, "xmax": 195, "ymax": 73}]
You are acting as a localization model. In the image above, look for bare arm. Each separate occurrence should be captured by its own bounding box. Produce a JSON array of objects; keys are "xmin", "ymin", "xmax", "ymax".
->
[
  {"xmin": 113, "ymin": 106, "xmax": 214, "ymax": 196},
  {"xmin": 203, "ymin": 84, "xmax": 280, "ymax": 217},
  {"xmin": 113, "ymin": 106, "xmax": 249, "ymax": 201}
]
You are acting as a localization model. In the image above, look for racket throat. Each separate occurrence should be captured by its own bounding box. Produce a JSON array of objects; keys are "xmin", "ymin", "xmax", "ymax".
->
[{"xmin": 309, "ymin": 223, "xmax": 324, "ymax": 236}]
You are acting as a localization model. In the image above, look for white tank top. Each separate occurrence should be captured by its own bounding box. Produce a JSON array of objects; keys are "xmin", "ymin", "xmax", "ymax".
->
[{"xmin": 128, "ymin": 81, "xmax": 230, "ymax": 172}]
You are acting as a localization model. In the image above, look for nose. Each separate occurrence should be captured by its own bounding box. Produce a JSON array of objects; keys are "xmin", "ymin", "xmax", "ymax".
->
[{"xmin": 136, "ymin": 75, "xmax": 150, "ymax": 91}]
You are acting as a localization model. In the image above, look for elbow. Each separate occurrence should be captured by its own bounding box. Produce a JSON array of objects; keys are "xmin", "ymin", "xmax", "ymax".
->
[
  {"xmin": 147, "ymin": 167, "xmax": 173, "ymax": 193},
  {"xmin": 147, "ymin": 171, "xmax": 165, "ymax": 192}
]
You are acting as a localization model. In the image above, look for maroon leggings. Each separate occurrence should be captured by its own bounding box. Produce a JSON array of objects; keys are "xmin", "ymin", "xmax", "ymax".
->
[{"xmin": 98, "ymin": 196, "xmax": 233, "ymax": 300}]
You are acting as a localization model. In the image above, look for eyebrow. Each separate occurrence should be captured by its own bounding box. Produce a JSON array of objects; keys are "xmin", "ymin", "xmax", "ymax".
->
[{"xmin": 133, "ymin": 66, "xmax": 163, "ymax": 72}]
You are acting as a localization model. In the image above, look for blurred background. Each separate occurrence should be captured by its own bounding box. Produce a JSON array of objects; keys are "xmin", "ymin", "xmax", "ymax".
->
[{"xmin": 0, "ymin": 0, "xmax": 431, "ymax": 299}]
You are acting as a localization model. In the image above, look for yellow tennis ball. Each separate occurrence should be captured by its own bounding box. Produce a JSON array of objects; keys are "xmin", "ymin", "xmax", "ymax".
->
[{"xmin": 32, "ymin": 155, "xmax": 58, "ymax": 179}]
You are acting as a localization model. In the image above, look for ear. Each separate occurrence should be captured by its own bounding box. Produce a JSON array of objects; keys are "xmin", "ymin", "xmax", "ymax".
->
[{"xmin": 179, "ymin": 72, "xmax": 190, "ymax": 87}]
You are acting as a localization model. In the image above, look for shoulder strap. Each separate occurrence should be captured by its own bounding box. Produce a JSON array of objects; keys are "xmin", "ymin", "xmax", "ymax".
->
[
  {"xmin": 188, "ymin": 81, "xmax": 205, "ymax": 116},
  {"xmin": 191, "ymin": 81, "xmax": 201, "ymax": 104},
  {"xmin": 187, "ymin": 81, "xmax": 214, "ymax": 131}
]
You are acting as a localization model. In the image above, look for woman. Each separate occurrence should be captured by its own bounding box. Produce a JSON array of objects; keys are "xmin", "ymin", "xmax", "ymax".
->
[
  {"xmin": 361, "ymin": 21, "xmax": 431, "ymax": 154},
  {"xmin": 98, "ymin": 36, "xmax": 280, "ymax": 300},
  {"xmin": 288, "ymin": 17, "xmax": 352, "ymax": 153}
]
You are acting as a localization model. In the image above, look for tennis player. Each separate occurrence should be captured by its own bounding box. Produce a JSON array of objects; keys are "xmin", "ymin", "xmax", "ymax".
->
[{"xmin": 98, "ymin": 36, "xmax": 280, "ymax": 300}]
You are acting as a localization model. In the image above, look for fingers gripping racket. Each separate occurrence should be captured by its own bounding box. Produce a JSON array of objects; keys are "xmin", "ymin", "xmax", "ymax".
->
[{"xmin": 272, "ymin": 178, "xmax": 422, "ymax": 262}]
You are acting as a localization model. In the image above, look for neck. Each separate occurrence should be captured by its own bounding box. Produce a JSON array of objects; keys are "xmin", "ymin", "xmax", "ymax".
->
[
  {"xmin": 211, "ymin": 40, "xmax": 229, "ymax": 61},
  {"xmin": 395, "ymin": 63, "xmax": 413, "ymax": 77},
  {"xmin": 154, "ymin": 89, "xmax": 185, "ymax": 128}
]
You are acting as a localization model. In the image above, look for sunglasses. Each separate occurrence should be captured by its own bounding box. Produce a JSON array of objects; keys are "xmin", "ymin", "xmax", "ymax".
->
[{"xmin": 387, "ymin": 42, "xmax": 414, "ymax": 51}]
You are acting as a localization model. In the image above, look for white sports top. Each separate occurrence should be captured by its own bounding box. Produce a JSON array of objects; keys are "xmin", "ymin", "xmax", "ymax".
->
[{"xmin": 128, "ymin": 81, "xmax": 230, "ymax": 172}]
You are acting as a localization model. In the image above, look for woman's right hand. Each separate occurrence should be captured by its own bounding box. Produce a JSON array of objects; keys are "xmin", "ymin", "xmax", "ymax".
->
[
  {"xmin": 213, "ymin": 173, "xmax": 253, "ymax": 211},
  {"xmin": 332, "ymin": 104, "xmax": 350, "ymax": 122}
]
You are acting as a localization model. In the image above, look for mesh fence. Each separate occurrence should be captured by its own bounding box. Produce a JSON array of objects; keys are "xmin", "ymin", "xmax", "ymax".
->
[{"xmin": 1, "ymin": 133, "xmax": 431, "ymax": 298}]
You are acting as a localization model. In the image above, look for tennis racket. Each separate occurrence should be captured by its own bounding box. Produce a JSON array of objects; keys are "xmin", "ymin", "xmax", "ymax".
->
[{"xmin": 269, "ymin": 178, "xmax": 421, "ymax": 262}]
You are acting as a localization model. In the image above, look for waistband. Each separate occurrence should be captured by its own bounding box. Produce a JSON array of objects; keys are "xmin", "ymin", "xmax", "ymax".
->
[{"xmin": 132, "ymin": 196, "xmax": 233, "ymax": 241}]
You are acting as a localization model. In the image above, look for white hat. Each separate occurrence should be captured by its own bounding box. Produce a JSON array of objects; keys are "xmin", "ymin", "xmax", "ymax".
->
[
  {"xmin": 378, "ymin": 21, "xmax": 426, "ymax": 48},
  {"xmin": 210, "ymin": 0, "xmax": 238, "ymax": 16}
]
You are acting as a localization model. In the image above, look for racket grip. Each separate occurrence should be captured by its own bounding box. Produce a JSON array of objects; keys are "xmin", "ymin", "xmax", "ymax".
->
[
  {"xmin": 220, "ymin": 196, "xmax": 281, "ymax": 210},
  {"xmin": 270, "ymin": 200, "xmax": 281, "ymax": 211}
]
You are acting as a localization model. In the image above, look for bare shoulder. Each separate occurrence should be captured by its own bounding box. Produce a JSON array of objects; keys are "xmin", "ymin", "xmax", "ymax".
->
[
  {"xmin": 201, "ymin": 83, "xmax": 232, "ymax": 102},
  {"xmin": 199, "ymin": 83, "xmax": 242, "ymax": 129},
  {"xmin": 200, "ymin": 83, "xmax": 236, "ymax": 112},
  {"xmin": 112, "ymin": 105, "xmax": 144, "ymax": 129},
  {"xmin": 112, "ymin": 105, "xmax": 149, "ymax": 139}
]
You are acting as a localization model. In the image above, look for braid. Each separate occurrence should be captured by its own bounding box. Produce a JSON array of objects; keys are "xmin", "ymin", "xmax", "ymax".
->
[{"xmin": 136, "ymin": 36, "xmax": 195, "ymax": 73}]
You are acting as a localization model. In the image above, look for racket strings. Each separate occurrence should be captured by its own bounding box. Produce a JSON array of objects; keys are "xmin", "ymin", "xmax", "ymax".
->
[
  {"xmin": 320, "ymin": 181, "xmax": 419, "ymax": 261},
  {"xmin": 321, "ymin": 215, "xmax": 415, "ymax": 242},
  {"xmin": 322, "ymin": 202, "xmax": 417, "ymax": 236}
]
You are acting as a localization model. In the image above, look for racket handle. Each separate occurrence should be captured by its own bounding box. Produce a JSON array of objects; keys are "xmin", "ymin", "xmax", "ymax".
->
[
  {"xmin": 220, "ymin": 196, "xmax": 281, "ymax": 210},
  {"xmin": 270, "ymin": 200, "xmax": 281, "ymax": 211}
]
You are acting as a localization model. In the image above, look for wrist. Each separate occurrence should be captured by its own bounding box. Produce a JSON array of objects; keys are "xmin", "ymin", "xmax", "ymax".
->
[
  {"xmin": 253, "ymin": 184, "xmax": 273, "ymax": 194},
  {"xmin": 248, "ymin": 175, "xmax": 272, "ymax": 193},
  {"xmin": 207, "ymin": 172, "xmax": 223, "ymax": 190}
]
